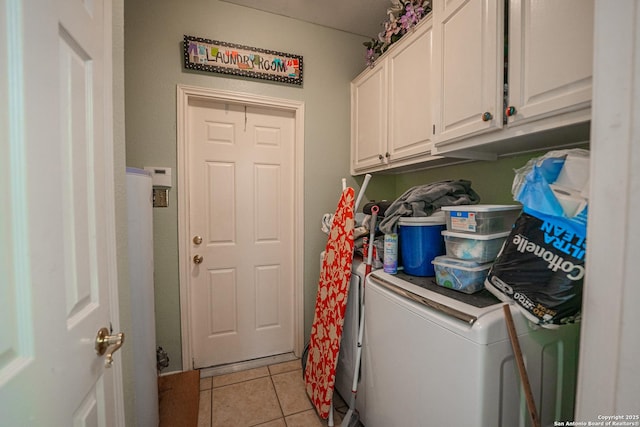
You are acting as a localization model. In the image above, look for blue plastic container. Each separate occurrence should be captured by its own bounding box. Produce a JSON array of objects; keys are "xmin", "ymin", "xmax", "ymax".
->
[{"xmin": 398, "ymin": 213, "xmax": 446, "ymax": 277}]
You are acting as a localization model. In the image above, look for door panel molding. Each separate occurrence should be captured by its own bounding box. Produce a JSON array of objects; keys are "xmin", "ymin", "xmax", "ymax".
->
[
  {"xmin": 1, "ymin": 0, "xmax": 34, "ymax": 385},
  {"xmin": 176, "ymin": 85, "xmax": 305, "ymax": 370}
]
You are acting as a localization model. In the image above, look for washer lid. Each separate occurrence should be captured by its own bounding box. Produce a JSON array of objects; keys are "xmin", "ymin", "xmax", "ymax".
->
[{"xmin": 369, "ymin": 270, "xmax": 502, "ymax": 323}]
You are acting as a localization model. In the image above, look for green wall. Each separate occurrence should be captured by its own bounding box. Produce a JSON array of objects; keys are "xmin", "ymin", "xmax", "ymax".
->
[
  {"xmin": 124, "ymin": 0, "xmax": 370, "ymax": 371},
  {"xmin": 124, "ymin": 0, "xmax": 588, "ymax": 377},
  {"xmin": 393, "ymin": 145, "xmax": 589, "ymax": 202},
  {"xmin": 394, "ymin": 152, "xmax": 542, "ymax": 204}
]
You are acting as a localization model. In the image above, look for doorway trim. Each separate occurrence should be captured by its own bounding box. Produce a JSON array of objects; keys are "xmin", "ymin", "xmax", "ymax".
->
[{"xmin": 176, "ymin": 85, "xmax": 305, "ymax": 371}]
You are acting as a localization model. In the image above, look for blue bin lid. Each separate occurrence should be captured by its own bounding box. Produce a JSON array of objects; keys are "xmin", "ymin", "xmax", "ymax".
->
[{"xmin": 398, "ymin": 211, "xmax": 445, "ymax": 226}]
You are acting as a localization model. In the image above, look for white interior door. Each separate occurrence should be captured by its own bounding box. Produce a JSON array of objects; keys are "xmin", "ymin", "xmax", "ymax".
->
[
  {"xmin": 0, "ymin": 0, "xmax": 122, "ymax": 425},
  {"xmin": 187, "ymin": 98, "xmax": 296, "ymax": 368}
]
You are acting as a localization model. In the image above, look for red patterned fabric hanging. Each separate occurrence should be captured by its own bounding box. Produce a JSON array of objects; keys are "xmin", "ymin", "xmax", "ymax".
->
[{"xmin": 304, "ymin": 188, "xmax": 355, "ymax": 419}]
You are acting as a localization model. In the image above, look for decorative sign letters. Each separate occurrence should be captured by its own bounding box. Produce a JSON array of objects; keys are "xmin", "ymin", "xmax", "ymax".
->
[{"xmin": 183, "ymin": 35, "xmax": 303, "ymax": 86}]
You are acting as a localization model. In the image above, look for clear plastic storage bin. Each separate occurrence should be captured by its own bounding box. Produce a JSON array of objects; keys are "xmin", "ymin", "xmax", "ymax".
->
[
  {"xmin": 431, "ymin": 255, "xmax": 492, "ymax": 294},
  {"xmin": 441, "ymin": 205, "xmax": 521, "ymax": 235},
  {"xmin": 441, "ymin": 230, "xmax": 510, "ymax": 263}
]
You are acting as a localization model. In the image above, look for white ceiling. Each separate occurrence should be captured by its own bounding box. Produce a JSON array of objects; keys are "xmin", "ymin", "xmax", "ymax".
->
[{"xmin": 220, "ymin": 0, "xmax": 392, "ymax": 38}]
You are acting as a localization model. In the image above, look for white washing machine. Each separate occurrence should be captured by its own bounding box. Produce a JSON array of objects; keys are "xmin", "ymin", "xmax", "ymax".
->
[
  {"xmin": 334, "ymin": 257, "xmax": 367, "ymax": 417},
  {"xmin": 360, "ymin": 270, "xmax": 580, "ymax": 427}
]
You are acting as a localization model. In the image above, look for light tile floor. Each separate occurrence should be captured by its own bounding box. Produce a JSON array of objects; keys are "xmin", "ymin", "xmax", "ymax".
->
[{"xmin": 198, "ymin": 359, "xmax": 351, "ymax": 427}]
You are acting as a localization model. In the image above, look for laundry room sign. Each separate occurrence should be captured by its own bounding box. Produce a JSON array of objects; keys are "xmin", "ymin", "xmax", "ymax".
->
[{"xmin": 183, "ymin": 35, "xmax": 303, "ymax": 86}]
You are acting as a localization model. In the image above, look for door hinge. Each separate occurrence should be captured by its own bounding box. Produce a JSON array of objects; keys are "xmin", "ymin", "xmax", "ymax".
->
[{"xmin": 432, "ymin": 124, "xmax": 435, "ymax": 135}]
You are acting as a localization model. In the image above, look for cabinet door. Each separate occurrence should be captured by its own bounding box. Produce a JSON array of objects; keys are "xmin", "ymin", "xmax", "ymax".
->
[
  {"xmin": 351, "ymin": 64, "xmax": 388, "ymax": 172},
  {"xmin": 507, "ymin": 0, "xmax": 593, "ymax": 125},
  {"xmin": 432, "ymin": 0, "xmax": 503, "ymax": 147},
  {"xmin": 388, "ymin": 18, "xmax": 434, "ymax": 162}
]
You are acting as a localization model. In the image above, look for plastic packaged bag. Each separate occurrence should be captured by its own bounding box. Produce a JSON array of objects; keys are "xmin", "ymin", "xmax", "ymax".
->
[
  {"xmin": 485, "ymin": 212, "xmax": 584, "ymax": 327},
  {"xmin": 512, "ymin": 148, "xmax": 589, "ymax": 236},
  {"xmin": 485, "ymin": 149, "xmax": 588, "ymax": 328}
]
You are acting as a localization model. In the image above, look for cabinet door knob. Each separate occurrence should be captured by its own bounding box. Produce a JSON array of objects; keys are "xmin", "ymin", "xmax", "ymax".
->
[
  {"xmin": 505, "ymin": 106, "xmax": 517, "ymax": 117},
  {"xmin": 378, "ymin": 154, "xmax": 384, "ymax": 161},
  {"xmin": 385, "ymin": 152, "xmax": 390, "ymax": 158},
  {"xmin": 482, "ymin": 112, "xmax": 493, "ymax": 122}
]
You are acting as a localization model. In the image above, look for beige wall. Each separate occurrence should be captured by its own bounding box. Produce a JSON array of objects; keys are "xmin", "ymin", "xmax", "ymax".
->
[{"xmin": 124, "ymin": 0, "xmax": 371, "ymax": 370}]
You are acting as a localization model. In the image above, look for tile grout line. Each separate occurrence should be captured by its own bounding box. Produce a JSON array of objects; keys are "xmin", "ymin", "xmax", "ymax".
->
[
  {"xmin": 210, "ymin": 385, "xmax": 214, "ymax": 427},
  {"xmin": 269, "ymin": 372, "xmax": 287, "ymax": 422}
]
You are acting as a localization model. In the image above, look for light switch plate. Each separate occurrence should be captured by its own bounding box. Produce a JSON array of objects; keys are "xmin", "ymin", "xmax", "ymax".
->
[{"xmin": 144, "ymin": 166, "xmax": 172, "ymax": 188}]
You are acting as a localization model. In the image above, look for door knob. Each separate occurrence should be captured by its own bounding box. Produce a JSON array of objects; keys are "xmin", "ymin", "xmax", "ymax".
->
[
  {"xmin": 193, "ymin": 254, "xmax": 204, "ymax": 264},
  {"xmin": 95, "ymin": 327, "xmax": 125, "ymax": 368},
  {"xmin": 193, "ymin": 235, "xmax": 203, "ymax": 245},
  {"xmin": 481, "ymin": 112, "xmax": 493, "ymax": 122}
]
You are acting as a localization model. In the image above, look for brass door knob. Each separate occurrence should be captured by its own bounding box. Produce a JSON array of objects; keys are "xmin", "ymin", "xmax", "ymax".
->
[
  {"xmin": 95, "ymin": 327, "xmax": 125, "ymax": 368},
  {"xmin": 193, "ymin": 235, "xmax": 203, "ymax": 245},
  {"xmin": 193, "ymin": 254, "xmax": 204, "ymax": 264}
]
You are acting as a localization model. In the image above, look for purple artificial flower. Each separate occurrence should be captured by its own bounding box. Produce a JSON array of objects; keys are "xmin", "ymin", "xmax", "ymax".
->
[
  {"xmin": 366, "ymin": 48, "xmax": 376, "ymax": 67},
  {"xmin": 364, "ymin": 0, "xmax": 431, "ymax": 66},
  {"xmin": 400, "ymin": 13, "xmax": 411, "ymax": 30}
]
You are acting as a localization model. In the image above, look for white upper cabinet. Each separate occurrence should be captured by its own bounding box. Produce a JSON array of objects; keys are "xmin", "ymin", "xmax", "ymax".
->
[
  {"xmin": 432, "ymin": 0, "xmax": 504, "ymax": 146},
  {"xmin": 350, "ymin": 0, "xmax": 594, "ymax": 172},
  {"xmin": 351, "ymin": 17, "xmax": 436, "ymax": 174},
  {"xmin": 507, "ymin": 0, "xmax": 594, "ymax": 126},
  {"xmin": 388, "ymin": 19, "xmax": 434, "ymax": 162},
  {"xmin": 432, "ymin": 0, "xmax": 593, "ymax": 156},
  {"xmin": 351, "ymin": 64, "xmax": 388, "ymax": 172}
]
